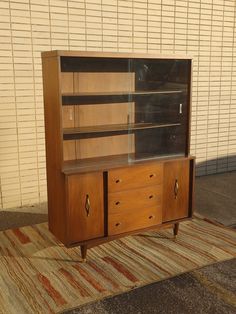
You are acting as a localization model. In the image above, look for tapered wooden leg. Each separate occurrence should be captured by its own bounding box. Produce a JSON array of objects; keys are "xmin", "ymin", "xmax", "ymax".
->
[
  {"xmin": 80, "ymin": 245, "xmax": 87, "ymax": 262},
  {"xmin": 173, "ymin": 223, "xmax": 179, "ymax": 238}
]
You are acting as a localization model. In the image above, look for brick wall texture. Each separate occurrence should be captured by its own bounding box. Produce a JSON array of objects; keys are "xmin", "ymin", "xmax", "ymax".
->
[{"xmin": 0, "ymin": 0, "xmax": 236, "ymax": 209}]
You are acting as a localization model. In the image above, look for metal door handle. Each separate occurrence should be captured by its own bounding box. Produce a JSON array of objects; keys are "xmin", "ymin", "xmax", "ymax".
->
[
  {"xmin": 174, "ymin": 179, "xmax": 179, "ymax": 199},
  {"xmin": 85, "ymin": 194, "xmax": 90, "ymax": 217}
]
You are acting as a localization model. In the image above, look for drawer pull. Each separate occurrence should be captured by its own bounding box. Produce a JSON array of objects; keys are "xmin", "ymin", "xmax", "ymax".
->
[
  {"xmin": 149, "ymin": 174, "xmax": 156, "ymax": 178},
  {"xmin": 149, "ymin": 195, "xmax": 154, "ymax": 199},
  {"xmin": 115, "ymin": 222, "xmax": 121, "ymax": 227},
  {"xmin": 149, "ymin": 215, "xmax": 154, "ymax": 219},
  {"xmin": 115, "ymin": 179, "xmax": 122, "ymax": 183},
  {"xmin": 174, "ymin": 179, "xmax": 179, "ymax": 199},
  {"xmin": 85, "ymin": 194, "xmax": 90, "ymax": 217},
  {"xmin": 115, "ymin": 201, "xmax": 120, "ymax": 205}
]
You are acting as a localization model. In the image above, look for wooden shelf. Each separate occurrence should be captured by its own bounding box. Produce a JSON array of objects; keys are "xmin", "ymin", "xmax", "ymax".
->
[
  {"xmin": 62, "ymin": 90, "xmax": 183, "ymax": 105},
  {"xmin": 63, "ymin": 122, "xmax": 181, "ymax": 140},
  {"xmin": 62, "ymin": 153, "xmax": 187, "ymax": 174}
]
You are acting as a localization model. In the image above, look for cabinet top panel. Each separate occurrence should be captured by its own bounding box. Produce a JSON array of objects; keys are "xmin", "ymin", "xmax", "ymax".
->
[{"xmin": 41, "ymin": 50, "xmax": 192, "ymax": 60}]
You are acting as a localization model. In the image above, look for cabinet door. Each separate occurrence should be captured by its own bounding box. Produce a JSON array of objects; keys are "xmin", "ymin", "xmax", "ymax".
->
[
  {"xmin": 67, "ymin": 172, "xmax": 104, "ymax": 243},
  {"xmin": 163, "ymin": 160, "xmax": 190, "ymax": 222}
]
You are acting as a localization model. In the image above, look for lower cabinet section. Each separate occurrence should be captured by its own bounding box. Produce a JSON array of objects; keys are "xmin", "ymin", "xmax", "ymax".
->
[
  {"xmin": 67, "ymin": 172, "xmax": 104, "ymax": 243},
  {"xmin": 64, "ymin": 157, "xmax": 194, "ymax": 246}
]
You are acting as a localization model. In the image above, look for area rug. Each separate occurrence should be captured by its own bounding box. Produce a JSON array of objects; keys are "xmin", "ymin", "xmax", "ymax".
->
[{"xmin": 0, "ymin": 218, "xmax": 235, "ymax": 314}]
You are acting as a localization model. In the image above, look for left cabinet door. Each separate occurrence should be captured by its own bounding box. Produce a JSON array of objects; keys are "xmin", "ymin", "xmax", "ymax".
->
[{"xmin": 67, "ymin": 172, "xmax": 104, "ymax": 244}]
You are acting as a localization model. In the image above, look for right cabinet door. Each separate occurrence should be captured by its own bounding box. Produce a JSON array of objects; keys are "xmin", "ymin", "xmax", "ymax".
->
[{"xmin": 163, "ymin": 159, "xmax": 190, "ymax": 222}]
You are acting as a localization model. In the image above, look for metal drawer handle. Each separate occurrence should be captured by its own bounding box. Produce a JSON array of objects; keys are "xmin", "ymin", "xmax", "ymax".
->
[
  {"xmin": 85, "ymin": 194, "xmax": 90, "ymax": 217},
  {"xmin": 115, "ymin": 222, "xmax": 121, "ymax": 227},
  {"xmin": 115, "ymin": 201, "xmax": 120, "ymax": 205},
  {"xmin": 149, "ymin": 215, "xmax": 154, "ymax": 219},
  {"xmin": 115, "ymin": 179, "xmax": 122, "ymax": 183},
  {"xmin": 174, "ymin": 179, "xmax": 179, "ymax": 199},
  {"xmin": 149, "ymin": 195, "xmax": 154, "ymax": 199}
]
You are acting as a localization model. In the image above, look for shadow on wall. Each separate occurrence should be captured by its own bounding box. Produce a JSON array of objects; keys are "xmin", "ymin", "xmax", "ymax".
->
[{"xmin": 195, "ymin": 155, "xmax": 236, "ymax": 176}]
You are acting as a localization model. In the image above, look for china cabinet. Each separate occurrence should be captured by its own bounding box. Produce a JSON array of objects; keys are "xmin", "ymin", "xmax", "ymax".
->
[{"xmin": 41, "ymin": 51, "xmax": 194, "ymax": 260}]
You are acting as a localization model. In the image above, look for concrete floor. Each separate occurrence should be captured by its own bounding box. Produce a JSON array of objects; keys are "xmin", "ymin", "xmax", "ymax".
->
[{"xmin": 195, "ymin": 171, "xmax": 236, "ymax": 227}]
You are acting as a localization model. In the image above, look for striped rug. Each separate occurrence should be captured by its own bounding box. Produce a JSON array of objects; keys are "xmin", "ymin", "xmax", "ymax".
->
[{"xmin": 0, "ymin": 218, "xmax": 235, "ymax": 314}]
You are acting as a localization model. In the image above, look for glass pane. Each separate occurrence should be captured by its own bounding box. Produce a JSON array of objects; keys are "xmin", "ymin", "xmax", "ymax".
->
[
  {"xmin": 128, "ymin": 58, "xmax": 190, "ymax": 162},
  {"xmin": 133, "ymin": 58, "xmax": 190, "ymax": 91}
]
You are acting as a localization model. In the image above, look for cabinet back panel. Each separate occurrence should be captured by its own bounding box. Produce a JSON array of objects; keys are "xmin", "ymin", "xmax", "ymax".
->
[
  {"xmin": 61, "ymin": 73, "xmax": 76, "ymax": 160},
  {"xmin": 75, "ymin": 134, "xmax": 134, "ymax": 160},
  {"xmin": 61, "ymin": 71, "xmax": 135, "ymax": 161},
  {"xmin": 64, "ymin": 141, "xmax": 76, "ymax": 161},
  {"xmin": 62, "ymin": 103, "xmax": 135, "ymax": 161},
  {"xmin": 63, "ymin": 103, "xmax": 134, "ymax": 128},
  {"xmin": 62, "ymin": 106, "xmax": 75, "ymax": 127},
  {"xmin": 61, "ymin": 72, "xmax": 74, "ymax": 93},
  {"xmin": 75, "ymin": 103, "xmax": 134, "ymax": 127},
  {"xmin": 74, "ymin": 72, "xmax": 135, "ymax": 93}
]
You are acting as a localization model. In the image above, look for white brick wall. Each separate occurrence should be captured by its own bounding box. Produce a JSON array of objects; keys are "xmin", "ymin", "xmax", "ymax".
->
[{"xmin": 0, "ymin": 0, "xmax": 236, "ymax": 209}]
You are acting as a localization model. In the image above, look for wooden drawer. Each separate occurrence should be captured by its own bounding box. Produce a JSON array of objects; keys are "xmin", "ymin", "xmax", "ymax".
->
[
  {"xmin": 108, "ymin": 206, "xmax": 162, "ymax": 236},
  {"xmin": 108, "ymin": 163, "xmax": 163, "ymax": 192},
  {"xmin": 108, "ymin": 185, "xmax": 162, "ymax": 214}
]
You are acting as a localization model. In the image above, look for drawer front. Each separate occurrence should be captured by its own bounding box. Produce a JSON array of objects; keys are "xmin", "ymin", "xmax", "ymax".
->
[
  {"xmin": 108, "ymin": 207, "xmax": 162, "ymax": 236},
  {"xmin": 108, "ymin": 185, "xmax": 162, "ymax": 214},
  {"xmin": 108, "ymin": 163, "xmax": 163, "ymax": 192}
]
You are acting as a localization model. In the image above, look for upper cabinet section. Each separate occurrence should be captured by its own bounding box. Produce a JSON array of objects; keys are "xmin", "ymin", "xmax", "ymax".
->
[
  {"xmin": 60, "ymin": 57, "xmax": 191, "ymax": 106},
  {"xmin": 42, "ymin": 51, "xmax": 192, "ymax": 172}
]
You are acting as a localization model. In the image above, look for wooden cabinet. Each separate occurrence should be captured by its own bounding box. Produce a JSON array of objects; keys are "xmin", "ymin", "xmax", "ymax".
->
[
  {"xmin": 163, "ymin": 160, "xmax": 191, "ymax": 222},
  {"xmin": 41, "ymin": 51, "xmax": 194, "ymax": 260},
  {"xmin": 67, "ymin": 173, "xmax": 104, "ymax": 243}
]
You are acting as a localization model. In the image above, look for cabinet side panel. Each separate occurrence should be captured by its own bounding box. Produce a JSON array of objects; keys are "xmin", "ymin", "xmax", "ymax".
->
[
  {"xmin": 42, "ymin": 56, "xmax": 66, "ymax": 243},
  {"xmin": 188, "ymin": 158, "xmax": 195, "ymax": 217},
  {"xmin": 186, "ymin": 60, "xmax": 192, "ymax": 155}
]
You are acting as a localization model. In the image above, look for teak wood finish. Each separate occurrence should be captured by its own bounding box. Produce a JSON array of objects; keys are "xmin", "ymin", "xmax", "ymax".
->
[
  {"xmin": 67, "ymin": 173, "xmax": 104, "ymax": 243},
  {"xmin": 41, "ymin": 51, "xmax": 195, "ymax": 260},
  {"xmin": 163, "ymin": 159, "xmax": 190, "ymax": 222}
]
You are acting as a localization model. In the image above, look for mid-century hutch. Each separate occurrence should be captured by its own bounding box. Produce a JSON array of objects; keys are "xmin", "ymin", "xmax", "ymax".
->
[{"xmin": 41, "ymin": 51, "xmax": 194, "ymax": 261}]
